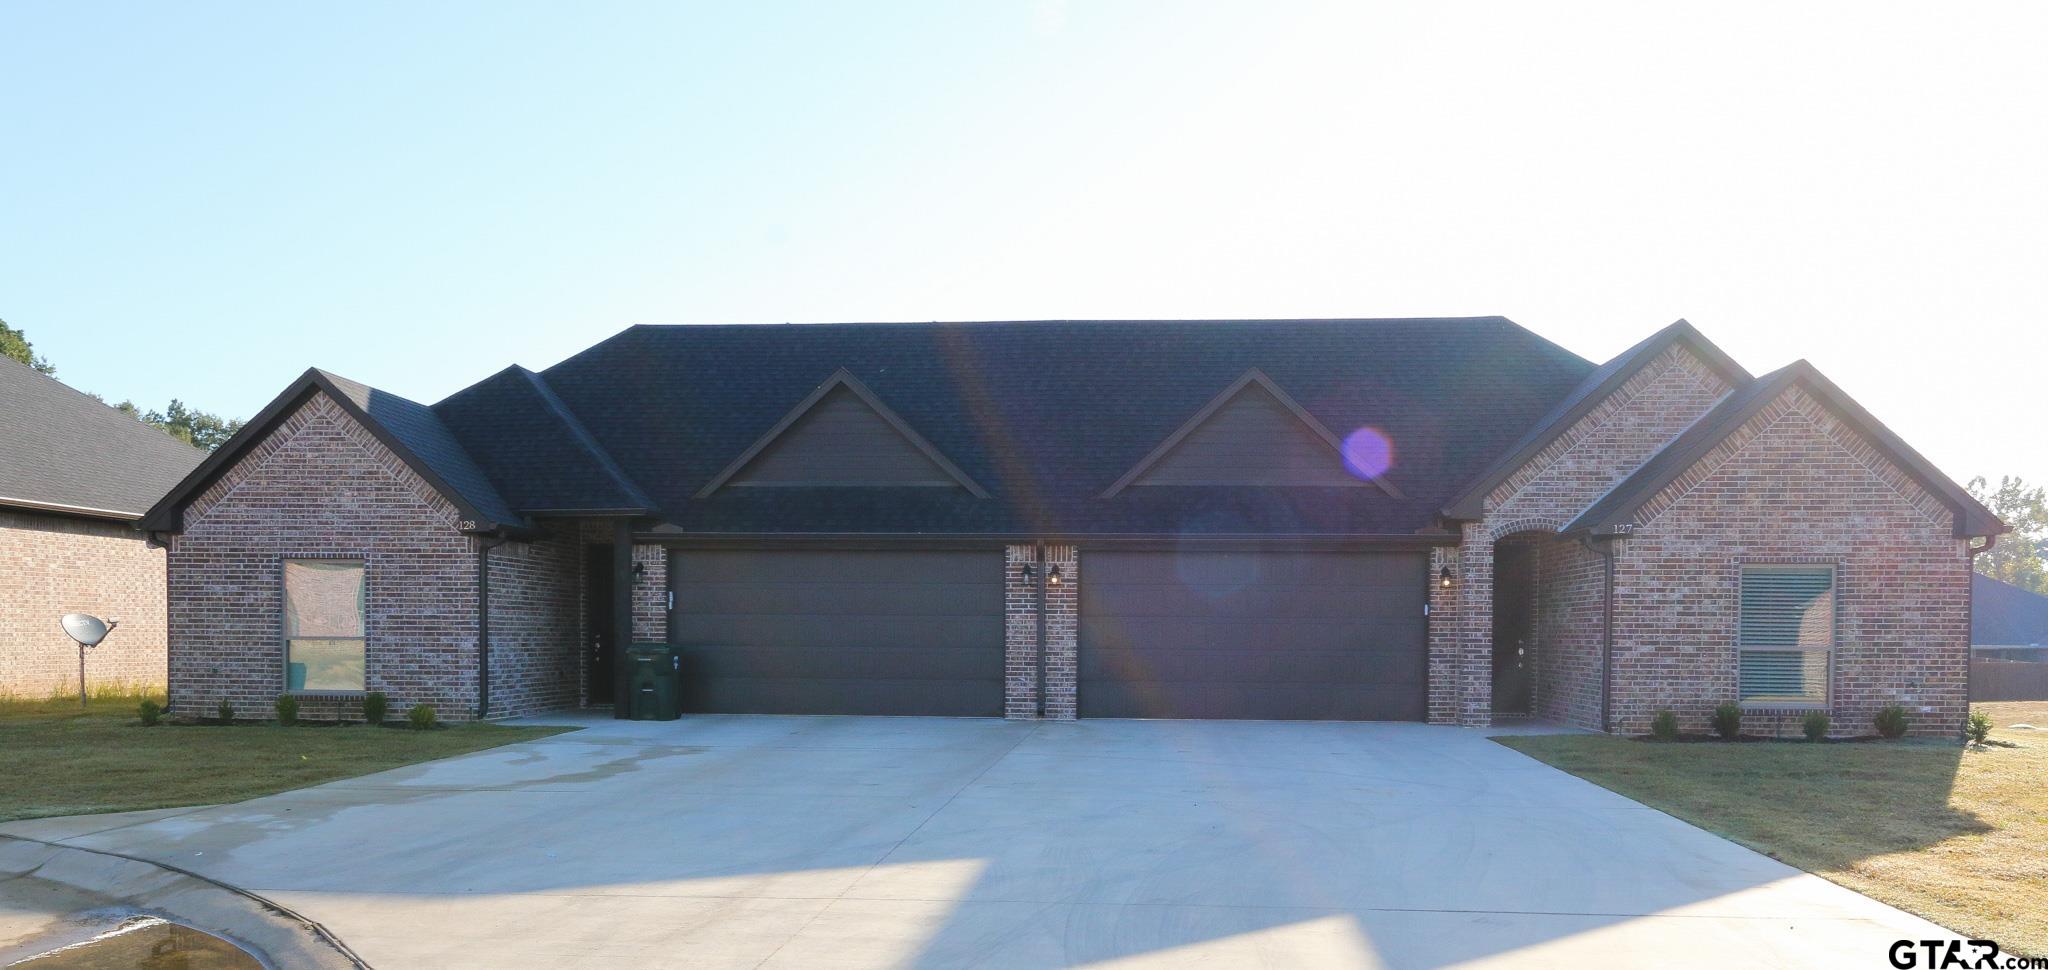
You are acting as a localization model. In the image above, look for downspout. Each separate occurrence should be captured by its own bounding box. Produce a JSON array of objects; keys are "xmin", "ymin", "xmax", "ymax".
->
[
  {"xmin": 1036, "ymin": 542, "xmax": 1049, "ymax": 719},
  {"xmin": 1580, "ymin": 532, "xmax": 1617, "ymax": 734},
  {"xmin": 476, "ymin": 534, "xmax": 510, "ymax": 720},
  {"xmin": 1964, "ymin": 534, "xmax": 1997, "ymax": 739}
]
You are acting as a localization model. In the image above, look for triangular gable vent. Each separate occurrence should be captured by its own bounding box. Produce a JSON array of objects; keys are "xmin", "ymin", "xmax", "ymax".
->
[
  {"xmin": 695, "ymin": 369, "xmax": 989, "ymax": 497},
  {"xmin": 1104, "ymin": 369, "xmax": 1401, "ymax": 497}
]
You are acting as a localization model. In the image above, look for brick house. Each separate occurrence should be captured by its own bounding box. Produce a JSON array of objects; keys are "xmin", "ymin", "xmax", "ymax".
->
[
  {"xmin": 1, "ymin": 356, "xmax": 204, "ymax": 698},
  {"xmin": 141, "ymin": 319, "xmax": 2001, "ymax": 736}
]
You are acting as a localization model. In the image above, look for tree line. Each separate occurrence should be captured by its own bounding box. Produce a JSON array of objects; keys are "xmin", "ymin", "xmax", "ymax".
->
[{"xmin": 2, "ymin": 318, "xmax": 244, "ymax": 451}]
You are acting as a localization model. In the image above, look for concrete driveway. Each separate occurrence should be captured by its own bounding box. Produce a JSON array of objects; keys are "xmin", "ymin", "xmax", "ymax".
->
[{"xmin": 1, "ymin": 715, "xmax": 1955, "ymax": 968}]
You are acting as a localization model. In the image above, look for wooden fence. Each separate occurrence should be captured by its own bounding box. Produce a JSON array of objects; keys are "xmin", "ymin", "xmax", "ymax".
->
[{"xmin": 1973, "ymin": 660, "xmax": 2048, "ymax": 702}]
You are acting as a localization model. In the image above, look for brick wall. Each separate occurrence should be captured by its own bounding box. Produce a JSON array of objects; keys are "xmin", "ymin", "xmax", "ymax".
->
[
  {"xmin": 485, "ymin": 521, "xmax": 582, "ymax": 718},
  {"xmin": 0, "ymin": 510, "xmax": 169, "ymax": 698},
  {"xmin": 168, "ymin": 393, "xmax": 481, "ymax": 721},
  {"xmin": 632, "ymin": 544, "xmax": 667, "ymax": 644},
  {"xmin": 1609, "ymin": 384, "xmax": 1969, "ymax": 738},
  {"xmin": 1433, "ymin": 345, "xmax": 1733, "ymax": 726},
  {"xmin": 1002, "ymin": 544, "xmax": 1077, "ymax": 720},
  {"xmin": 1534, "ymin": 536, "xmax": 1605, "ymax": 729}
]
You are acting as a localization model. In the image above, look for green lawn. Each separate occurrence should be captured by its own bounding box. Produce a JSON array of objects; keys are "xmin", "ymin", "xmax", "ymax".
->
[
  {"xmin": 1497, "ymin": 702, "xmax": 2048, "ymax": 957},
  {"xmin": 0, "ymin": 694, "xmax": 571, "ymax": 823}
]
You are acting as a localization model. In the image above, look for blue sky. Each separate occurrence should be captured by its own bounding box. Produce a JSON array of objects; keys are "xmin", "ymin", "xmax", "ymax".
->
[{"xmin": 5, "ymin": 2, "xmax": 2044, "ymax": 486}]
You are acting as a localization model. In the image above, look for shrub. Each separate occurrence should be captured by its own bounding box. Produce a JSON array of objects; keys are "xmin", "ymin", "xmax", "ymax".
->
[
  {"xmin": 137, "ymin": 699, "xmax": 162, "ymax": 727},
  {"xmin": 1802, "ymin": 710, "xmax": 1830, "ymax": 742},
  {"xmin": 274, "ymin": 694, "xmax": 299, "ymax": 726},
  {"xmin": 1966, "ymin": 710, "xmax": 1992, "ymax": 744},
  {"xmin": 216, "ymin": 698, "xmax": 235, "ymax": 724},
  {"xmin": 1711, "ymin": 702, "xmax": 1742, "ymax": 740},
  {"xmin": 407, "ymin": 703, "xmax": 437, "ymax": 731},
  {"xmin": 1649, "ymin": 710, "xmax": 1679, "ymax": 741},
  {"xmin": 362, "ymin": 691, "xmax": 388, "ymax": 726},
  {"xmin": 1874, "ymin": 704, "xmax": 1910, "ymax": 739}
]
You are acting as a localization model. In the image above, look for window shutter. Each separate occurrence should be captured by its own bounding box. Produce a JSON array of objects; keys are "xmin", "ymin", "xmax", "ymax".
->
[{"xmin": 1738, "ymin": 566, "xmax": 1833, "ymax": 705}]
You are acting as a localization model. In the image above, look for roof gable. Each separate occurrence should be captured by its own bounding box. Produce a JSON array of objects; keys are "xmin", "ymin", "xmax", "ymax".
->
[
  {"xmin": 1441, "ymin": 320, "xmax": 1750, "ymax": 520},
  {"xmin": 141, "ymin": 369, "xmax": 530, "ymax": 537},
  {"xmin": 0, "ymin": 355, "xmax": 205, "ymax": 520},
  {"xmin": 1103, "ymin": 369, "xmax": 1398, "ymax": 496},
  {"xmin": 695, "ymin": 369, "xmax": 990, "ymax": 497},
  {"xmin": 1565, "ymin": 360, "xmax": 2004, "ymax": 539}
]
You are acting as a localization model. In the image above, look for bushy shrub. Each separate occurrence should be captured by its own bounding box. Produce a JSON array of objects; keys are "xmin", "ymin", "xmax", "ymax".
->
[
  {"xmin": 216, "ymin": 698, "xmax": 235, "ymax": 724},
  {"xmin": 362, "ymin": 691, "xmax": 388, "ymax": 726},
  {"xmin": 1711, "ymin": 702, "xmax": 1742, "ymax": 740},
  {"xmin": 1966, "ymin": 710, "xmax": 1992, "ymax": 744},
  {"xmin": 1874, "ymin": 704, "xmax": 1910, "ymax": 740},
  {"xmin": 137, "ymin": 699, "xmax": 162, "ymax": 727},
  {"xmin": 1802, "ymin": 710, "xmax": 1830, "ymax": 742},
  {"xmin": 1649, "ymin": 710, "xmax": 1679, "ymax": 741},
  {"xmin": 407, "ymin": 703, "xmax": 437, "ymax": 731},
  {"xmin": 274, "ymin": 694, "xmax": 299, "ymax": 726}
]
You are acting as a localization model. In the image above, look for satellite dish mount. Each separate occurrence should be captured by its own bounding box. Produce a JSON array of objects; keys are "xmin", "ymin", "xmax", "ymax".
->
[{"xmin": 59, "ymin": 613, "xmax": 119, "ymax": 709}]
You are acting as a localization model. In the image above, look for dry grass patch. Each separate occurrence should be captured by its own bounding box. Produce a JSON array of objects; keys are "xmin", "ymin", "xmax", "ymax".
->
[
  {"xmin": 1497, "ymin": 702, "xmax": 2048, "ymax": 957},
  {"xmin": 0, "ymin": 693, "xmax": 571, "ymax": 823}
]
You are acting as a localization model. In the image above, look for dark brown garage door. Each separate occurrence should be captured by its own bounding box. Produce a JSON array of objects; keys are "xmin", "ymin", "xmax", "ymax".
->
[
  {"xmin": 668, "ymin": 549, "xmax": 1004, "ymax": 716},
  {"xmin": 1079, "ymin": 549, "xmax": 1427, "ymax": 720}
]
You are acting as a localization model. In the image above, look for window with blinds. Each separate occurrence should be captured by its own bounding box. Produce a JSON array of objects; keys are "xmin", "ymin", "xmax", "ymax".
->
[{"xmin": 1738, "ymin": 565, "xmax": 1834, "ymax": 706}]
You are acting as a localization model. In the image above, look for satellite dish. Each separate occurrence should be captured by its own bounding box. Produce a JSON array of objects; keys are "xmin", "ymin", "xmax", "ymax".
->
[{"xmin": 61, "ymin": 613, "xmax": 113, "ymax": 648}]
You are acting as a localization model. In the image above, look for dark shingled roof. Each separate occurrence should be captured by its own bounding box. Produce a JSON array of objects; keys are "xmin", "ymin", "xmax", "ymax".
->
[
  {"xmin": 499, "ymin": 317, "xmax": 1592, "ymax": 536},
  {"xmin": 1974, "ymin": 574, "xmax": 2048, "ymax": 647},
  {"xmin": 434, "ymin": 366, "xmax": 654, "ymax": 514},
  {"xmin": 1564, "ymin": 360, "xmax": 2003, "ymax": 539},
  {"xmin": 0, "ymin": 355, "xmax": 205, "ymax": 520}
]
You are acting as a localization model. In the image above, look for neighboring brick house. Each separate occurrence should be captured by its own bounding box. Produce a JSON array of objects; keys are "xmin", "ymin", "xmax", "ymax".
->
[
  {"xmin": 142, "ymin": 319, "xmax": 2001, "ymax": 736},
  {"xmin": 0, "ymin": 356, "xmax": 205, "ymax": 698}
]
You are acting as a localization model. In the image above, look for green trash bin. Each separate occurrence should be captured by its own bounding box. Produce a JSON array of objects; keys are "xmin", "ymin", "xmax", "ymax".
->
[{"xmin": 625, "ymin": 642, "xmax": 681, "ymax": 721}]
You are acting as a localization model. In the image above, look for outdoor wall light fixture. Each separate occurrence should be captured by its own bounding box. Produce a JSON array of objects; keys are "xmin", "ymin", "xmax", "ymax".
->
[
  {"xmin": 1440, "ymin": 565, "xmax": 1454, "ymax": 589},
  {"xmin": 632, "ymin": 562, "xmax": 646, "ymax": 578},
  {"xmin": 1047, "ymin": 565, "xmax": 1063, "ymax": 586},
  {"xmin": 1019, "ymin": 562, "xmax": 1036, "ymax": 580}
]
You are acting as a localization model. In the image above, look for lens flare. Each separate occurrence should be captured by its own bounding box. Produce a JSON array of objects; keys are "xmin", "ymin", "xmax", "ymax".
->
[{"xmin": 1342, "ymin": 427, "xmax": 1393, "ymax": 481}]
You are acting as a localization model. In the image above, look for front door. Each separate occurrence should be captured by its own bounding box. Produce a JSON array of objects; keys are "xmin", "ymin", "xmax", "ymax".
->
[
  {"xmin": 583, "ymin": 544, "xmax": 615, "ymax": 705},
  {"xmin": 1492, "ymin": 542, "xmax": 1535, "ymax": 714}
]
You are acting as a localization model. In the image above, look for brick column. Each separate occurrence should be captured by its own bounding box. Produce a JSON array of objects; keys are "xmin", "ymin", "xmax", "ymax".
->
[
  {"xmin": 1042, "ymin": 544, "xmax": 1078, "ymax": 720},
  {"xmin": 1004, "ymin": 545, "xmax": 1040, "ymax": 719},
  {"xmin": 1456, "ymin": 523, "xmax": 1495, "ymax": 727},
  {"xmin": 630, "ymin": 544, "xmax": 667, "ymax": 643},
  {"xmin": 1427, "ymin": 545, "xmax": 1461, "ymax": 724}
]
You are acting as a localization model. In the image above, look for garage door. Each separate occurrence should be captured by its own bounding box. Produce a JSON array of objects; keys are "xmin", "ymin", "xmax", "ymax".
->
[
  {"xmin": 1079, "ymin": 550, "xmax": 1427, "ymax": 720},
  {"xmin": 668, "ymin": 549, "xmax": 1004, "ymax": 716}
]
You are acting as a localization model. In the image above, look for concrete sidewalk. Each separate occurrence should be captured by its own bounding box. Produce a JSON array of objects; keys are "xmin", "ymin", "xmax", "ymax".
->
[{"xmin": 1, "ymin": 715, "xmax": 1957, "ymax": 968}]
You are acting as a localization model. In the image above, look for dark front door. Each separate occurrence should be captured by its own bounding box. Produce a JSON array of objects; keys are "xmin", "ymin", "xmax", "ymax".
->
[
  {"xmin": 1078, "ymin": 549, "xmax": 1428, "ymax": 720},
  {"xmin": 667, "ymin": 548, "xmax": 1004, "ymax": 716},
  {"xmin": 1492, "ymin": 542, "xmax": 1535, "ymax": 714},
  {"xmin": 583, "ymin": 544, "xmax": 615, "ymax": 705}
]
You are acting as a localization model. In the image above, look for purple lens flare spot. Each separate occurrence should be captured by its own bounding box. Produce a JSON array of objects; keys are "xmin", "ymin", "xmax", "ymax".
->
[{"xmin": 1342, "ymin": 427, "xmax": 1394, "ymax": 481}]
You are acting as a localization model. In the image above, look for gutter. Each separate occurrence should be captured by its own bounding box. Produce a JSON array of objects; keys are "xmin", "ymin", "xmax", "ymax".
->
[
  {"xmin": 0, "ymin": 495, "xmax": 144, "ymax": 522},
  {"xmin": 1963, "ymin": 534, "xmax": 1998, "ymax": 740}
]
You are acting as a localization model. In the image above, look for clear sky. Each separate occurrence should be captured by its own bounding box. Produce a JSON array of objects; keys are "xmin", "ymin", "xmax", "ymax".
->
[{"xmin": 4, "ymin": 2, "xmax": 2042, "ymax": 489}]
